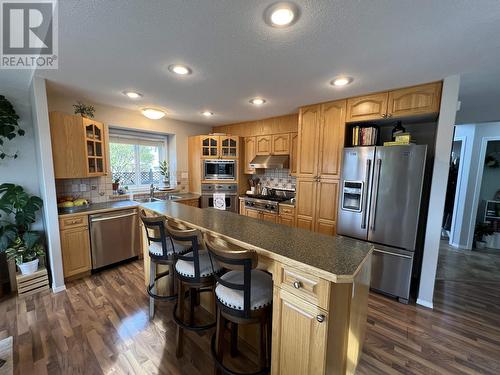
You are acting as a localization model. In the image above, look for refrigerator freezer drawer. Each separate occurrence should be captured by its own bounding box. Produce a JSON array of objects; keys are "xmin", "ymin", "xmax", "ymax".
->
[{"xmin": 371, "ymin": 248, "xmax": 414, "ymax": 303}]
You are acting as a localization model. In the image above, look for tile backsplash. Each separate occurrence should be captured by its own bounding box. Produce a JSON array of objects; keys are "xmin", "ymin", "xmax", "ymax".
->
[
  {"xmin": 252, "ymin": 169, "xmax": 296, "ymax": 191},
  {"xmin": 55, "ymin": 171, "xmax": 189, "ymax": 203}
]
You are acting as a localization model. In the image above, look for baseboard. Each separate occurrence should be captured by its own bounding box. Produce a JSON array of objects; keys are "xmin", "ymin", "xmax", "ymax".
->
[
  {"xmin": 52, "ymin": 284, "xmax": 66, "ymax": 293},
  {"xmin": 416, "ymin": 298, "xmax": 433, "ymax": 309}
]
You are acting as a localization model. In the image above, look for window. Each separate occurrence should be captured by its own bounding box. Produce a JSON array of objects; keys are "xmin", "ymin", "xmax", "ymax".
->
[{"xmin": 109, "ymin": 131, "xmax": 168, "ymax": 190}]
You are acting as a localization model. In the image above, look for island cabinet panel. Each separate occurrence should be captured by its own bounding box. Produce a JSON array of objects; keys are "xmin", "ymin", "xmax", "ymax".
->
[
  {"xmin": 60, "ymin": 221, "xmax": 91, "ymax": 279},
  {"xmin": 297, "ymin": 105, "xmax": 321, "ymax": 178},
  {"xmin": 271, "ymin": 287, "xmax": 328, "ymax": 375},
  {"xmin": 318, "ymin": 101, "xmax": 346, "ymax": 180},
  {"xmin": 387, "ymin": 82, "xmax": 442, "ymax": 118},
  {"xmin": 346, "ymin": 92, "xmax": 389, "ymax": 122},
  {"xmin": 289, "ymin": 132, "xmax": 299, "ymax": 176},
  {"xmin": 244, "ymin": 136, "xmax": 257, "ymax": 174}
]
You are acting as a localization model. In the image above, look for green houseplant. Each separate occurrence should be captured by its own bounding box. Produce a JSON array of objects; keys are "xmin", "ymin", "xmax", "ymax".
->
[
  {"xmin": 0, "ymin": 184, "xmax": 44, "ymax": 275},
  {"xmin": 0, "ymin": 95, "xmax": 25, "ymax": 160},
  {"xmin": 73, "ymin": 101, "xmax": 95, "ymax": 118},
  {"xmin": 5, "ymin": 235, "xmax": 45, "ymax": 274},
  {"xmin": 159, "ymin": 160, "xmax": 170, "ymax": 186},
  {"xmin": 474, "ymin": 222, "xmax": 494, "ymax": 249}
]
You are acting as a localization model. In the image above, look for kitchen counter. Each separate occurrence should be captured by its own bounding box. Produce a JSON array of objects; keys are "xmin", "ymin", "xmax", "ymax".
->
[
  {"xmin": 279, "ymin": 199, "xmax": 295, "ymax": 207},
  {"xmin": 141, "ymin": 200, "xmax": 371, "ymax": 282},
  {"xmin": 58, "ymin": 200, "xmax": 139, "ymax": 217}
]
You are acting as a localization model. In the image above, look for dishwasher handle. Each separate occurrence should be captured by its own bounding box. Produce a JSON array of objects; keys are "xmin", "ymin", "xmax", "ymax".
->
[{"xmin": 90, "ymin": 212, "xmax": 137, "ymax": 223}]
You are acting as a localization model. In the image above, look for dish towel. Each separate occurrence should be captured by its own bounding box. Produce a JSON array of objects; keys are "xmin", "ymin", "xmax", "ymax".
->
[{"xmin": 213, "ymin": 193, "xmax": 226, "ymax": 210}]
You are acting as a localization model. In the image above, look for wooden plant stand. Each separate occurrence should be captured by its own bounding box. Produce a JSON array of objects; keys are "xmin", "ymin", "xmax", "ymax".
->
[{"xmin": 16, "ymin": 267, "xmax": 49, "ymax": 298}]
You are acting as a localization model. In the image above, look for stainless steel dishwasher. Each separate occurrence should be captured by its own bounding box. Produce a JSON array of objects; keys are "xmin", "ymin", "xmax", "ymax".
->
[{"xmin": 89, "ymin": 209, "xmax": 141, "ymax": 269}]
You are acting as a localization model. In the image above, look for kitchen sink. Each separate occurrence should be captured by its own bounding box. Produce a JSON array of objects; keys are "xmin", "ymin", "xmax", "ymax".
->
[
  {"xmin": 134, "ymin": 197, "xmax": 163, "ymax": 203},
  {"xmin": 165, "ymin": 195, "xmax": 183, "ymax": 200}
]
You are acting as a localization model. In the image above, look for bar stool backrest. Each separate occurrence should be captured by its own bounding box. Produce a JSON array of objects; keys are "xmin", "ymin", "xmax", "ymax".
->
[
  {"xmin": 140, "ymin": 209, "xmax": 174, "ymax": 261},
  {"xmin": 204, "ymin": 233, "xmax": 258, "ymax": 318},
  {"xmin": 166, "ymin": 221, "xmax": 205, "ymax": 282}
]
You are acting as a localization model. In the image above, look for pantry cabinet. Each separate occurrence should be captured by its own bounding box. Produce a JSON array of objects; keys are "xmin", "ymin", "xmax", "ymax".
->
[
  {"xmin": 49, "ymin": 112, "xmax": 108, "ymax": 178},
  {"xmin": 296, "ymin": 105, "xmax": 321, "ymax": 179}
]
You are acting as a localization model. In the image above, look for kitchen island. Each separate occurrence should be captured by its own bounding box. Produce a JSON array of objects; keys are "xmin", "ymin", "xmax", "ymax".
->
[{"xmin": 141, "ymin": 201, "xmax": 373, "ymax": 375}]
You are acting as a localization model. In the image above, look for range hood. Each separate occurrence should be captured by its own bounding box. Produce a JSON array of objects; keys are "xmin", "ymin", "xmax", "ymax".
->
[{"xmin": 249, "ymin": 155, "xmax": 289, "ymax": 169}]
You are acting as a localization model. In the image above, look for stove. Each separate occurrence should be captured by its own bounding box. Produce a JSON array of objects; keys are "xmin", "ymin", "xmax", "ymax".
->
[{"xmin": 243, "ymin": 190, "xmax": 295, "ymax": 214}]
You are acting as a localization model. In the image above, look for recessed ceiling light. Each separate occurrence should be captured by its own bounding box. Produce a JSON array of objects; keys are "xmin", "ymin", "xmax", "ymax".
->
[
  {"xmin": 123, "ymin": 91, "xmax": 143, "ymax": 99},
  {"xmin": 265, "ymin": 2, "xmax": 299, "ymax": 28},
  {"xmin": 331, "ymin": 76, "xmax": 353, "ymax": 87},
  {"xmin": 201, "ymin": 111, "xmax": 214, "ymax": 117},
  {"xmin": 168, "ymin": 64, "xmax": 192, "ymax": 75},
  {"xmin": 249, "ymin": 98, "xmax": 266, "ymax": 106},
  {"xmin": 142, "ymin": 108, "xmax": 166, "ymax": 120}
]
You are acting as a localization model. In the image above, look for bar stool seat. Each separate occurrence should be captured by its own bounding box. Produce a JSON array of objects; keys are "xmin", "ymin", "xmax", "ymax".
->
[
  {"xmin": 176, "ymin": 250, "xmax": 222, "ymax": 278},
  {"xmin": 216, "ymin": 270, "xmax": 272, "ymax": 311}
]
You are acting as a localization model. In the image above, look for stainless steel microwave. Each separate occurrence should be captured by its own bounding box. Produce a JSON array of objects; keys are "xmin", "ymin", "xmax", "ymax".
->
[{"xmin": 203, "ymin": 159, "xmax": 236, "ymax": 180}]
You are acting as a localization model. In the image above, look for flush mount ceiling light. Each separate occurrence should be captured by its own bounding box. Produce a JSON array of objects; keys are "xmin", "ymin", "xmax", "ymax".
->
[
  {"xmin": 264, "ymin": 2, "xmax": 299, "ymax": 28},
  {"xmin": 249, "ymin": 98, "xmax": 266, "ymax": 106},
  {"xmin": 142, "ymin": 108, "xmax": 166, "ymax": 120},
  {"xmin": 331, "ymin": 76, "xmax": 353, "ymax": 87},
  {"xmin": 201, "ymin": 111, "xmax": 214, "ymax": 117},
  {"xmin": 122, "ymin": 91, "xmax": 143, "ymax": 99},
  {"xmin": 168, "ymin": 64, "xmax": 192, "ymax": 75}
]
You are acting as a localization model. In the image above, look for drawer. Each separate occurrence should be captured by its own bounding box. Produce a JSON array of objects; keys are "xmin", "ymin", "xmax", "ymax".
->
[
  {"xmin": 276, "ymin": 263, "xmax": 330, "ymax": 310},
  {"xmin": 279, "ymin": 205, "xmax": 294, "ymax": 215},
  {"xmin": 59, "ymin": 215, "xmax": 88, "ymax": 230}
]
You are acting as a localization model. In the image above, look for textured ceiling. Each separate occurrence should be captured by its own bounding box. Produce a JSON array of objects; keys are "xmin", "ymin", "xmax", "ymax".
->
[{"xmin": 36, "ymin": 0, "xmax": 500, "ymax": 125}]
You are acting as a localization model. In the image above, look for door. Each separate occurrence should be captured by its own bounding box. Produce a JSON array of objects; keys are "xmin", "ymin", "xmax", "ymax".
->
[
  {"xmin": 289, "ymin": 132, "xmax": 298, "ymax": 176},
  {"xmin": 315, "ymin": 180, "xmax": 339, "ymax": 236},
  {"xmin": 271, "ymin": 288, "xmax": 327, "ymax": 375},
  {"xmin": 60, "ymin": 227, "xmax": 91, "ymax": 278},
  {"xmin": 295, "ymin": 179, "xmax": 317, "ymax": 231},
  {"xmin": 337, "ymin": 147, "xmax": 375, "ymax": 240},
  {"xmin": 367, "ymin": 145, "xmax": 427, "ymax": 250},
  {"xmin": 297, "ymin": 105, "xmax": 320, "ymax": 178},
  {"xmin": 387, "ymin": 82, "xmax": 442, "ymax": 118},
  {"xmin": 346, "ymin": 92, "xmax": 388, "ymax": 122},
  {"xmin": 220, "ymin": 136, "xmax": 238, "ymax": 158},
  {"xmin": 256, "ymin": 135, "xmax": 272, "ymax": 155},
  {"xmin": 244, "ymin": 137, "xmax": 256, "ymax": 174},
  {"xmin": 318, "ymin": 100, "xmax": 346, "ymax": 180},
  {"xmin": 272, "ymin": 134, "xmax": 290, "ymax": 155},
  {"xmin": 201, "ymin": 136, "xmax": 219, "ymax": 158}
]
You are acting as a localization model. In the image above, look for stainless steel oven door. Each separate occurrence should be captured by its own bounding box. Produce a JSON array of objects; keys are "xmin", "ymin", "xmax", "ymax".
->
[
  {"xmin": 201, "ymin": 194, "xmax": 238, "ymax": 212},
  {"xmin": 203, "ymin": 160, "xmax": 236, "ymax": 180}
]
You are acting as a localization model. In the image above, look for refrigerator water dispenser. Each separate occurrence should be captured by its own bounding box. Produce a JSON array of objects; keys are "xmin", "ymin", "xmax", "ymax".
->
[{"xmin": 341, "ymin": 181, "xmax": 364, "ymax": 212}]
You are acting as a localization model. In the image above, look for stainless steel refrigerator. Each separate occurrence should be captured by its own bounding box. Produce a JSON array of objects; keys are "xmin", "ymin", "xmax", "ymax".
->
[{"xmin": 337, "ymin": 145, "xmax": 427, "ymax": 303}]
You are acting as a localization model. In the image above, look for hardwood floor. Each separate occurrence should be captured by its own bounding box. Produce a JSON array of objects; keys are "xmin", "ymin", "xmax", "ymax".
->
[{"xmin": 1, "ymin": 260, "xmax": 499, "ymax": 374}]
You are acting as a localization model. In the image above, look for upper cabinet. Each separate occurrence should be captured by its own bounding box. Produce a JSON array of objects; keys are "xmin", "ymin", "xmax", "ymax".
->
[
  {"xmin": 49, "ymin": 112, "xmax": 108, "ymax": 179},
  {"xmin": 346, "ymin": 82, "xmax": 442, "ymax": 122},
  {"xmin": 289, "ymin": 132, "xmax": 298, "ymax": 176},
  {"xmin": 271, "ymin": 134, "xmax": 290, "ymax": 155},
  {"xmin": 244, "ymin": 136, "xmax": 257, "ymax": 174},
  {"xmin": 201, "ymin": 135, "xmax": 239, "ymax": 158},
  {"xmin": 256, "ymin": 135, "xmax": 272, "ymax": 155}
]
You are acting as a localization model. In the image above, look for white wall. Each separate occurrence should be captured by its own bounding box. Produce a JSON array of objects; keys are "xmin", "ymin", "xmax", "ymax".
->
[
  {"xmin": 451, "ymin": 122, "xmax": 500, "ymax": 249},
  {"xmin": 46, "ymin": 91, "xmax": 209, "ymax": 174},
  {"xmin": 417, "ymin": 75, "xmax": 460, "ymax": 309},
  {"xmin": 480, "ymin": 141, "xmax": 500, "ymax": 201}
]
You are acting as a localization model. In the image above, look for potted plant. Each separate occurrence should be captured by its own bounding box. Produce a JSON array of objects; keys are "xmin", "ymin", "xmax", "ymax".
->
[
  {"xmin": 0, "ymin": 184, "xmax": 44, "ymax": 275},
  {"xmin": 0, "ymin": 95, "xmax": 25, "ymax": 160},
  {"xmin": 73, "ymin": 102, "xmax": 95, "ymax": 119},
  {"xmin": 112, "ymin": 177, "xmax": 120, "ymax": 192},
  {"xmin": 474, "ymin": 222, "xmax": 494, "ymax": 249},
  {"xmin": 159, "ymin": 160, "xmax": 170, "ymax": 187},
  {"xmin": 5, "ymin": 234, "xmax": 45, "ymax": 275}
]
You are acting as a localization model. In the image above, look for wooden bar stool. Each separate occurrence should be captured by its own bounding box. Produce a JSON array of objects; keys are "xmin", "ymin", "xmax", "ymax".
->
[
  {"xmin": 167, "ymin": 220, "xmax": 221, "ymax": 358},
  {"xmin": 140, "ymin": 210, "xmax": 190, "ymax": 319},
  {"xmin": 205, "ymin": 233, "xmax": 273, "ymax": 375}
]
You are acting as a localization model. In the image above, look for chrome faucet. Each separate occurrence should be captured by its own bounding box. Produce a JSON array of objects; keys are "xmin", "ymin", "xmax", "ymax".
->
[{"xmin": 149, "ymin": 184, "xmax": 156, "ymax": 199}]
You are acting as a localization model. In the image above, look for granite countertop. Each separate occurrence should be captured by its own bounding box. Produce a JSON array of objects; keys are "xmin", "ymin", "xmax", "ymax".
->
[
  {"xmin": 58, "ymin": 200, "xmax": 139, "ymax": 217},
  {"xmin": 141, "ymin": 201, "xmax": 372, "ymax": 282},
  {"xmin": 167, "ymin": 193, "xmax": 201, "ymax": 201},
  {"xmin": 279, "ymin": 199, "xmax": 295, "ymax": 207}
]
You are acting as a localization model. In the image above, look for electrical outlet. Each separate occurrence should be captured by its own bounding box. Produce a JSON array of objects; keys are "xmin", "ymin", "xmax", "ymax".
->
[{"xmin": 80, "ymin": 184, "xmax": 87, "ymax": 192}]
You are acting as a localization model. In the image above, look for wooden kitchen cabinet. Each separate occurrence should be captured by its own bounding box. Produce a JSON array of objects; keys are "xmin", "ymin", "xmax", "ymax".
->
[
  {"xmin": 200, "ymin": 135, "xmax": 239, "ymax": 158},
  {"xmin": 244, "ymin": 136, "xmax": 257, "ymax": 174},
  {"xmin": 59, "ymin": 216, "xmax": 91, "ymax": 279},
  {"xmin": 278, "ymin": 205, "xmax": 295, "ymax": 227},
  {"xmin": 271, "ymin": 134, "xmax": 290, "ymax": 155},
  {"xmin": 297, "ymin": 105, "xmax": 321, "ymax": 178},
  {"xmin": 295, "ymin": 179, "xmax": 317, "ymax": 232},
  {"xmin": 271, "ymin": 287, "xmax": 328, "ymax": 375},
  {"xmin": 387, "ymin": 82, "xmax": 442, "ymax": 118},
  {"xmin": 200, "ymin": 136, "xmax": 220, "ymax": 158},
  {"xmin": 178, "ymin": 198, "xmax": 200, "ymax": 207},
  {"xmin": 245, "ymin": 209, "xmax": 261, "ymax": 219},
  {"xmin": 346, "ymin": 92, "xmax": 389, "ymax": 122},
  {"xmin": 49, "ymin": 112, "xmax": 108, "ymax": 178},
  {"xmin": 220, "ymin": 136, "xmax": 239, "ymax": 158},
  {"xmin": 256, "ymin": 135, "xmax": 272, "ymax": 155},
  {"xmin": 318, "ymin": 101, "xmax": 346, "ymax": 180},
  {"xmin": 262, "ymin": 211, "xmax": 278, "ymax": 223},
  {"xmin": 289, "ymin": 132, "xmax": 298, "ymax": 176}
]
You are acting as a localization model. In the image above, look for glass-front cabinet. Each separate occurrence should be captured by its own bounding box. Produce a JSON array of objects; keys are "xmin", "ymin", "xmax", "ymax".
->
[
  {"xmin": 83, "ymin": 118, "xmax": 106, "ymax": 175},
  {"xmin": 200, "ymin": 135, "xmax": 238, "ymax": 158}
]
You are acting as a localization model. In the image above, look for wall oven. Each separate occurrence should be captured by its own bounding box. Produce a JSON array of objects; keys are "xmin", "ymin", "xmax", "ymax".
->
[
  {"xmin": 200, "ymin": 184, "xmax": 238, "ymax": 213},
  {"xmin": 203, "ymin": 159, "xmax": 236, "ymax": 181}
]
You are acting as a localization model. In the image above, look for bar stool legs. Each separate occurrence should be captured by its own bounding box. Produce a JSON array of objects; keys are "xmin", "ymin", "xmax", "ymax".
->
[{"xmin": 176, "ymin": 280, "xmax": 185, "ymax": 358}]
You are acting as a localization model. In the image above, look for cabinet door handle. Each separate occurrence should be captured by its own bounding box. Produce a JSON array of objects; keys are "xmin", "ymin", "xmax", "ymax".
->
[
  {"xmin": 316, "ymin": 314, "xmax": 326, "ymax": 323},
  {"xmin": 293, "ymin": 281, "xmax": 302, "ymax": 289},
  {"xmin": 381, "ymin": 113, "xmax": 387, "ymax": 118}
]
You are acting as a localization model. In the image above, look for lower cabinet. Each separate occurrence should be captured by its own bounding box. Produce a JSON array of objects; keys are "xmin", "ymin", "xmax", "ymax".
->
[
  {"xmin": 178, "ymin": 198, "xmax": 200, "ymax": 207},
  {"xmin": 271, "ymin": 287, "xmax": 328, "ymax": 375},
  {"xmin": 278, "ymin": 205, "xmax": 295, "ymax": 227},
  {"xmin": 59, "ymin": 221, "xmax": 91, "ymax": 278}
]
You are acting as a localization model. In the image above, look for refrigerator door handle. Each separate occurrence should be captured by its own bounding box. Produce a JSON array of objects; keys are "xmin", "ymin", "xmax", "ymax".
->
[
  {"xmin": 369, "ymin": 158, "xmax": 382, "ymax": 231},
  {"xmin": 373, "ymin": 248, "xmax": 413, "ymax": 259},
  {"xmin": 361, "ymin": 159, "xmax": 371, "ymax": 229}
]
